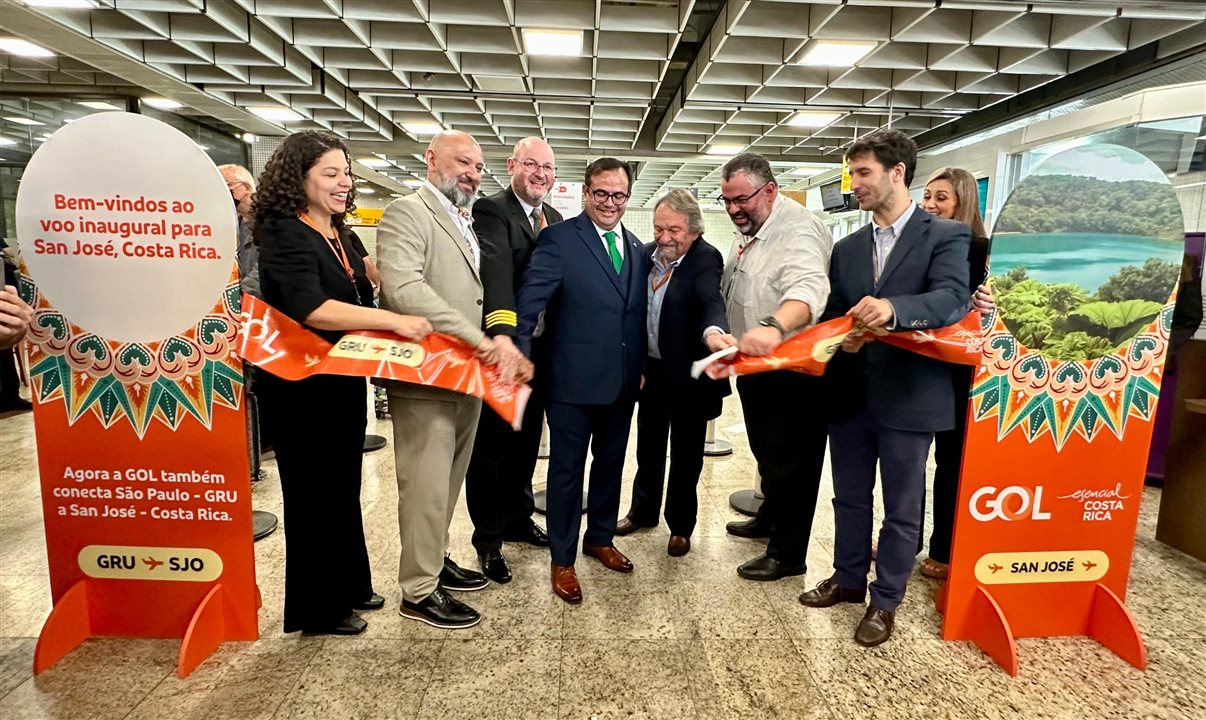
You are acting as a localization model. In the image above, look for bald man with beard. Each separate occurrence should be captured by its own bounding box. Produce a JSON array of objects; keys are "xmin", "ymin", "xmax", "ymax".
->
[
  {"xmin": 465, "ymin": 138, "xmax": 564, "ymax": 584},
  {"xmin": 377, "ymin": 130, "xmax": 530, "ymax": 629}
]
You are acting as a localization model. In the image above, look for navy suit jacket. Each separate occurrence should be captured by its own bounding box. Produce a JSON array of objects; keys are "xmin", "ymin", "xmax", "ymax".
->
[
  {"xmin": 823, "ymin": 209, "xmax": 970, "ymax": 432},
  {"xmin": 516, "ymin": 212, "xmax": 649, "ymax": 406},
  {"xmin": 646, "ymin": 238, "xmax": 732, "ymax": 419}
]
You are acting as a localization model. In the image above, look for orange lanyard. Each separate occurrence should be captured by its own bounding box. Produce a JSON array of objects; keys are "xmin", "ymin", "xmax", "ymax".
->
[
  {"xmin": 651, "ymin": 267, "xmax": 674, "ymax": 293},
  {"xmin": 298, "ymin": 212, "xmax": 354, "ymax": 284},
  {"xmin": 736, "ymin": 236, "xmax": 758, "ymax": 258}
]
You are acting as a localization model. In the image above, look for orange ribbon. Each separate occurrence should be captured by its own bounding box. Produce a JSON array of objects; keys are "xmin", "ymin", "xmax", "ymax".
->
[
  {"xmin": 237, "ymin": 296, "xmax": 530, "ymax": 429},
  {"xmin": 692, "ymin": 311, "xmax": 986, "ymax": 380}
]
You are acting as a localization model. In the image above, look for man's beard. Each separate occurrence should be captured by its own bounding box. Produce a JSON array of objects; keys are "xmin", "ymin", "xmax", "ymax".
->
[{"xmin": 437, "ymin": 175, "xmax": 477, "ymax": 210}]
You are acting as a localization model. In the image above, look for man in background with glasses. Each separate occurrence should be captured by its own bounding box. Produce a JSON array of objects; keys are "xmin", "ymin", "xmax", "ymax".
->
[
  {"xmin": 515, "ymin": 157, "xmax": 649, "ymax": 604},
  {"xmin": 465, "ymin": 138, "xmax": 564, "ymax": 585},
  {"xmin": 710, "ymin": 153, "xmax": 833, "ymax": 583}
]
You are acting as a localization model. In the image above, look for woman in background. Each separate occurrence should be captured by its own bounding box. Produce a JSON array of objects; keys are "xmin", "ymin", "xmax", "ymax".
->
[
  {"xmin": 919, "ymin": 167, "xmax": 993, "ymax": 580},
  {"xmin": 254, "ymin": 131, "xmax": 432, "ymax": 634}
]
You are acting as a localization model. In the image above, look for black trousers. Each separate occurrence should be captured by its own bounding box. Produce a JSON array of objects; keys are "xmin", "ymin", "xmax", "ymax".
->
[
  {"xmin": 465, "ymin": 357, "xmax": 548, "ymax": 552},
  {"xmin": 263, "ymin": 373, "xmax": 372, "ymax": 632},
  {"xmin": 627, "ymin": 357, "xmax": 709, "ymax": 537},
  {"xmin": 736, "ymin": 371, "xmax": 829, "ymax": 566},
  {"xmin": 926, "ymin": 365, "xmax": 974, "ymax": 564}
]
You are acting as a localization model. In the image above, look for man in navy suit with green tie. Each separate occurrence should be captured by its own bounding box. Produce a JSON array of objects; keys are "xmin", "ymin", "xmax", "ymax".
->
[{"xmin": 515, "ymin": 157, "xmax": 649, "ymax": 604}]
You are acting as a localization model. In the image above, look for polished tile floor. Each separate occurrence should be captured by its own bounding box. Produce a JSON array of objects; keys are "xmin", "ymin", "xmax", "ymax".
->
[{"xmin": 1, "ymin": 393, "xmax": 1204, "ymax": 720}]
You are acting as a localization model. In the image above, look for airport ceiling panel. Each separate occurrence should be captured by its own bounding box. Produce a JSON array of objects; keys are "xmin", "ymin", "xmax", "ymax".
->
[
  {"xmin": 658, "ymin": 0, "xmax": 1205, "ymax": 157},
  {"xmin": 1, "ymin": 0, "xmax": 1204, "ymax": 205}
]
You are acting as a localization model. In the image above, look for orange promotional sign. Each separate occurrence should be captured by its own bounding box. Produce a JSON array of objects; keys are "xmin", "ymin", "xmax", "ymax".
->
[
  {"xmin": 236, "ymin": 295, "xmax": 531, "ymax": 428},
  {"xmin": 14, "ymin": 113, "xmax": 257, "ymax": 678},
  {"xmin": 938, "ymin": 143, "xmax": 1184, "ymax": 676}
]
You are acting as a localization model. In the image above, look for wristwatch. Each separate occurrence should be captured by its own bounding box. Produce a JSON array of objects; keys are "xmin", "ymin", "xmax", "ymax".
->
[{"xmin": 758, "ymin": 315, "xmax": 786, "ymax": 336}]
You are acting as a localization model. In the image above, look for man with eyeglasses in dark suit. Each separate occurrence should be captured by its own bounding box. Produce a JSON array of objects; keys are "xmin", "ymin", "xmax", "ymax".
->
[
  {"xmin": 515, "ymin": 157, "xmax": 649, "ymax": 604},
  {"xmin": 466, "ymin": 138, "xmax": 564, "ymax": 584}
]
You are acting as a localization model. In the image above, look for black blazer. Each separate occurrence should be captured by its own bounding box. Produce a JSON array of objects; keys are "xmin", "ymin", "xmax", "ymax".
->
[
  {"xmin": 516, "ymin": 212, "xmax": 649, "ymax": 406},
  {"xmin": 646, "ymin": 238, "xmax": 732, "ymax": 419},
  {"xmin": 257, "ymin": 215, "xmax": 374, "ymax": 343},
  {"xmin": 823, "ymin": 209, "xmax": 970, "ymax": 432},
  {"xmin": 472, "ymin": 187, "xmax": 564, "ymax": 337}
]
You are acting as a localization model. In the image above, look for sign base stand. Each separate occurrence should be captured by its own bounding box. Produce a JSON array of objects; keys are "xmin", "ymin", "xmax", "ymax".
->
[
  {"xmin": 1087, "ymin": 583, "xmax": 1147, "ymax": 671},
  {"xmin": 33, "ymin": 580, "xmax": 90, "ymax": 675},
  {"xmin": 35, "ymin": 581, "xmax": 249, "ymax": 679},
  {"xmin": 938, "ymin": 583, "xmax": 1147, "ymax": 676}
]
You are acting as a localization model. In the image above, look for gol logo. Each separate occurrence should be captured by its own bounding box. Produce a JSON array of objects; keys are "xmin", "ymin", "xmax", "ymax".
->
[{"xmin": 969, "ymin": 485, "xmax": 1051, "ymax": 522}]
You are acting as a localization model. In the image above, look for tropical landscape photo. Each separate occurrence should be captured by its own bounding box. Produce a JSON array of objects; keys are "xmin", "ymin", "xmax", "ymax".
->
[{"xmin": 989, "ymin": 144, "xmax": 1184, "ymax": 361}]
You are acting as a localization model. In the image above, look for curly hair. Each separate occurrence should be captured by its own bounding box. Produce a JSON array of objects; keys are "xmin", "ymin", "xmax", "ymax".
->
[{"xmin": 251, "ymin": 130, "xmax": 357, "ymax": 246}]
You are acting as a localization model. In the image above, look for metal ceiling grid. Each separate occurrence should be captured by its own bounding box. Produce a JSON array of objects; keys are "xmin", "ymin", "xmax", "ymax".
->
[{"xmin": 1, "ymin": 0, "xmax": 1204, "ymax": 205}]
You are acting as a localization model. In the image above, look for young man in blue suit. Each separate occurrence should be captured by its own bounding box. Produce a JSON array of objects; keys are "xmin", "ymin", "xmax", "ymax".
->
[
  {"xmin": 515, "ymin": 157, "xmax": 649, "ymax": 604},
  {"xmin": 799, "ymin": 130, "xmax": 970, "ymax": 647}
]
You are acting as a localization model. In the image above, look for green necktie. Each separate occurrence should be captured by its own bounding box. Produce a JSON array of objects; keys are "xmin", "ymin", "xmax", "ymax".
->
[{"xmin": 604, "ymin": 230, "xmax": 622, "ymax": 274}]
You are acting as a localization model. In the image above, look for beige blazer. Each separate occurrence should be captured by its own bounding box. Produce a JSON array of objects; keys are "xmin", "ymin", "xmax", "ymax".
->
[{"xmin": 377, "ymin": 184, "xmax": 485, "ymax": 398}]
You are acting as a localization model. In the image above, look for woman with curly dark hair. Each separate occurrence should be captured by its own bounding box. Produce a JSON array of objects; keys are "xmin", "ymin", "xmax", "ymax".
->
[{"xmin": 254, "ymin": 130, "xmax": 432, "ymax": 635}]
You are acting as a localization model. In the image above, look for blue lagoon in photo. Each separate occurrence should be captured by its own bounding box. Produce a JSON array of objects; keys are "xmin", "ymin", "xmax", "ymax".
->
[{"xmin": 988, "ymin": 232, "xmax": 1183, "ymax": 292}]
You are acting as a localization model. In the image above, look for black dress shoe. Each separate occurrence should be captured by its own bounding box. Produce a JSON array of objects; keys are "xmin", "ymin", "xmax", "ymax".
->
[
  {"xmin": 353, "ymin": 593, "xmax": 385, "ymax": 611},
  {"xmin": 440, "ymin": 556, "xmax": 489, "ymax": 592},
  {"xmin": 479, "ymin": 550, "xmax": 512, "ymax": 584},
  {"xmin": 736, "ymin": 554, "xmax": 805, "ymax": 581},
  {"xmin": 303, "ymin": 613, "xmax": 368, "ymax": 636},
  {"xmin": 798, "ymin": 577, "xmax": 867, "ymax": 608},
  {"xmin": 726, "ymin": 517, "xmax": 771, "ymax": 539},
  {"xmin": 399, "ymin": 587, "xmax": 481, "ymax": 629},
  {"xmin": 502, "ymin": 519, "xmax": 551, "ymax": 548},
  {"xmin": 855, "ymin": 605, "xmax": 895, "ymax": 647}
]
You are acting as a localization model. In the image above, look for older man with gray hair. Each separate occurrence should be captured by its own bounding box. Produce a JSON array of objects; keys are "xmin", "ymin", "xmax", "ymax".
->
[{"xmin": 615, "ymin": 189, "xmax": 731, "ymax": 557}]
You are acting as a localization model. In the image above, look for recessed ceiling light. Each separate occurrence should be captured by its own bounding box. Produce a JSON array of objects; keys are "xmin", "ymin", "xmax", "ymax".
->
[
  {"xmin": 195, "ymin": 143, "xmax": 209, "ymax": 151},
  {"xmin": 240, "ymin": 133, "xmax": 258, "ymax": 143},
  {"xmin": 787, "ymin": 111, "xmax": 842, "ymax": 128},
  {"xmin": 22, "ymin": 0, "xmax": 99, "ymax": 8},
  {"xmin": 4, "ymin": 116, "xmax": 44, "ymax": 126},
  {"xmin": 0, "ymin": 38, "xmax": 55, "ymax": 58},
  {"xmin": 402, "ymin": 179, "xmax": 424, "ymax": 188},
  {"xmin": 0, "ymin": 137, "xmax": 16, "ymax": 146},
  {"xmin": 402, "ymin": 121, "xmax": 443, "ymax": 136},
  {"xmin": 797, "ymin": 40, "xmax": 876, "ymax": 67},
  {"xmin": 358, "ymin": 188, "xmax": 376, "ymax": 195},
  {"xmin": 705, "ymin": 144, "xmax": 745, "ymax": 156},
  {"xmin": 143, "ymin": 97, "xmax": 182, "ymax": 110},
  {"xmin": 390, "ymin": 193, "xmax": 403, "ymax": 198},
  {"xmin": 78, "ymin": 100, "xmax": 121, "ymax": 111},
  {"xmin": 358, "ymin": 157, "xmax": 390, "ymax": 169},
  {"xmin": 247, "ymin": 106, "xmax": 303, "ymax": 123},
  {"xmin": 522, "ymin": 28, "xmax": 583, "ymax": 57}
]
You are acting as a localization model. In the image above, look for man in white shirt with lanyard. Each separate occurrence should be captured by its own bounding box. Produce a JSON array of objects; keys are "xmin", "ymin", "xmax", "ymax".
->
[{"xmin": 710, "ymin": 153, "xmax": 834, "ymax": 584}]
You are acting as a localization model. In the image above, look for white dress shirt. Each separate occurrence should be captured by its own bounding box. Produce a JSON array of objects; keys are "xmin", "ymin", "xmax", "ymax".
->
[{"xmin": 592, "ymin": 221, "xmax": 625, "ymax": 262}]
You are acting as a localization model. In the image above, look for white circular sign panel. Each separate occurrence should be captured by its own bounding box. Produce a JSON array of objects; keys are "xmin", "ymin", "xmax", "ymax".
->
[{"xmin": 16, "ymin": 112, "xmax": 237, "ymax": 344}]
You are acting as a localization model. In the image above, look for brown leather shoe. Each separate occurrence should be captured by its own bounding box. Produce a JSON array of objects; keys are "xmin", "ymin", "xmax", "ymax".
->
[
  {"xmin": 854, "ymin": 605, "xmax": 895, "ymax": 647},
  {"xmin": 667, "ymin": 536, "xmax": 690, "ymax": 557},
  {"xmin": 551, "ymin": 563, "xmax": 582, "ymax": 605},
  {"xmin": 582, "ymin": 543, "xmax": 634, "ymax": 573},
  {"xmin": 615, "ymin": 517, "xmax": 649, "ymax": 536},
  {"xmin": 798, "ymin": 577, "xmax": 867, "ymax": 608}
]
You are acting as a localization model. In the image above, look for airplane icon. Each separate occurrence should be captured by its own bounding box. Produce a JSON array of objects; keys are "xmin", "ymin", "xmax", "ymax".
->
[
  {"xmin": 988, "ymin": 563, "xmax": 1003, "ymax": 574},
  {"xmin": 1082, "ymin": 560, "xmax": 1097, "ymax": 571},
  {"xmin": 142, "ymin": 557, "xmax": 163, "ymax": 570}
]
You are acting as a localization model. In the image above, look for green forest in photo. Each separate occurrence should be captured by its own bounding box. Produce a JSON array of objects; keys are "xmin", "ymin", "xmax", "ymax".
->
[
  {"xmin": 995, "ymin": 174, "xmax": 1183, "ymax": 240},
  {"xmin": 993, "ymin": 258, "xmax": 1177, "ymax": 361}
]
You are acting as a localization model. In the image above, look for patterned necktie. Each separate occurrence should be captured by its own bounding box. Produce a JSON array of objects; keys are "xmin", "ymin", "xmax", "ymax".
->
[
  {"xmin": 529, "ymin": 207, "xmax": 543, "ymax": 234},
  {"xmin": 604, "ymin": 230, "xmax": 622, "ymax": 274}
]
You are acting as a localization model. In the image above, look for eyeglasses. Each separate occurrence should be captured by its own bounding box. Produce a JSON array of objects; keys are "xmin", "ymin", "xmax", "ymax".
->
[
  {"xmin": 716, "ymin": 181, "xmax": 770, "ymax": 208},
  {"xmin": 588, "ymin": 188, "xmax": 630, "ymax": 205},
  {"xmin": 517, "ymin": 159, "xmax": 556, "ymax": 175}
]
